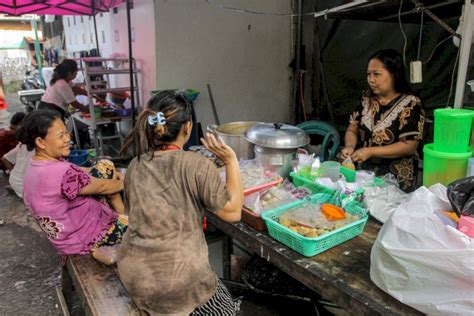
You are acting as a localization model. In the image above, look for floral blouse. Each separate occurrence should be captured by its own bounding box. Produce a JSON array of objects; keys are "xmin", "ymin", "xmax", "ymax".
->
[
  {"xmin": 23, "ymin": 160, "xmax": 118, "ymax": 257},
  {"xmin": 349, "ymin": 93, "xmax": 425, "ymax": 192}
]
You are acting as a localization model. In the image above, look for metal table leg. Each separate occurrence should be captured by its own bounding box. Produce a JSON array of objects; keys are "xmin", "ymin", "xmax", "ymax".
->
[{"xmin": 223, "ymin": 235, "xmax": 233, "ymax": 280}]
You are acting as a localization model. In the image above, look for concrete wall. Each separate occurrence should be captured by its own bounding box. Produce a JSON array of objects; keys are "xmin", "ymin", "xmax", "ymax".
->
[{"xmin": 154, "ymin": 0, "xmax": 293, "ymax": 128}]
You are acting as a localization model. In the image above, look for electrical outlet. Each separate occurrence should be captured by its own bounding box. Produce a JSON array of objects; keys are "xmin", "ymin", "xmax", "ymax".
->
[{"xmin": 410, "ymin": 61, "xmax": 422, "ymax": 84}]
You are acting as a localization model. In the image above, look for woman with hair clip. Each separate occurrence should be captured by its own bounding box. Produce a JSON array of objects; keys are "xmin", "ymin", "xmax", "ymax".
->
[
  {"xmin": 117, "ymin": 91, "xmax": 243, "ymax": 315},
  {"xmin": 39, "ymin": 59, "xmax": 89, "ymax": 119},
  {"xmin": 341, "ymin": 49, "xmax": 425, "ymax": 192}
]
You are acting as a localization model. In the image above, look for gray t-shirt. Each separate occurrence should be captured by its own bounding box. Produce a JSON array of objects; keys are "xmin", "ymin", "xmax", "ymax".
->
[{"xmin": 117, "ymin": 151, "xmax": 230, "ymax": 315}]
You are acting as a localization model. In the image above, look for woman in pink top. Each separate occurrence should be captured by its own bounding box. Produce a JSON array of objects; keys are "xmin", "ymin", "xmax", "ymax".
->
[{"xmin": 18, "ymin": 110, "xmax": 126, "ymax": 264}]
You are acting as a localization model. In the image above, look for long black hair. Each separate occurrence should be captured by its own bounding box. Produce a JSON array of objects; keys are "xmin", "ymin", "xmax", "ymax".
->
[
  {"xmin": 120, "ymin": 90, "xmax": 192, "ymax": 158},
  {"xmin": 50, "ymin": 59, "xmax": 78, "ymax": 85},
  {"xmin": 368, "ymin": 49, "xmax": 412, "ymax": 95},
  {"xmin": 16, "ymin": 110, "xmax": 62, "ymax": 151}
]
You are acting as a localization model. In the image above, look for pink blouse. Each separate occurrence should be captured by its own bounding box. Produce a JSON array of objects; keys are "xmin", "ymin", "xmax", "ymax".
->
[{"xmin": 23, "ymin": 159, "xmax": 118, "ymax": 256}]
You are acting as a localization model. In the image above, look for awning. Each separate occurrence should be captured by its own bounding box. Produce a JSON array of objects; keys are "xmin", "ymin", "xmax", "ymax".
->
[{"xmin": 0, "ymin": 0, "xmax": 125, "ymax": 16}]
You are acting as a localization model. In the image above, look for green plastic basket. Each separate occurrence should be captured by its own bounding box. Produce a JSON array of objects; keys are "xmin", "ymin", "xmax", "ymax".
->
[
  {"xmin": 261, "ymin": 194, "xmax": 369, "ymax": 257},
  {"xmin": 290, "ymin": 167, "xmax": 383, "ymax": 199}
]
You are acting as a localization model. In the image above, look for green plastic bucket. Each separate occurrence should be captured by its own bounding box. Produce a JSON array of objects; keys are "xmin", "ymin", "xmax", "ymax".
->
[
  {"xmin": 423, "ymin": 143, "xmax": 472, "ymax": 187},
  {"xmin": 433, "ymin": 108, "xmax": 474, "ymax": 153}
]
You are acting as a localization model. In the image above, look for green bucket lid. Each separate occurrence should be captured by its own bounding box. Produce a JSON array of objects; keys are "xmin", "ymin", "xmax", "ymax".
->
[
  {"xmin": 434, "ymin": 108, "xmax": 474, "ymax": 118},
  {"xmin": 424, "ymin": 143, "xmax": 473, "ymax": 159}
]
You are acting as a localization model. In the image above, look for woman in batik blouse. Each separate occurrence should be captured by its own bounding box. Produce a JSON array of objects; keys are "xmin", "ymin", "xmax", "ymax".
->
[{"xmin": 341, "ymin": 49, "xmax": 425, "ymax": 192}]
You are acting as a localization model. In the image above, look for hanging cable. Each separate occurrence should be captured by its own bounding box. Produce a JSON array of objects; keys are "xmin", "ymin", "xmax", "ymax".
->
[
  {"xmin": 398, "ymin": 0, "xmax": 408, "ymax": 67},
  {"xmin": 417, "ymin": 10, "xmax": 424, "ymax": 60},
  {"xmin": 446, "ymin": 48, "xmax": 460, "ymax": 107},
  {"xmin": 422, "ymin": 35, "xmax": 453, "ymax": 64}
]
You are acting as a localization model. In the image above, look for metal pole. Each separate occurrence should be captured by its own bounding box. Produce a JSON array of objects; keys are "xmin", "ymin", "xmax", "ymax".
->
[
  {"xmin": 32, "ymin": 18, "xmax": 45, "ymax": 87},
  {"xmin": 454, "ymin": 0, "xmax": 474, "ymax": 108},
  {"xmin": 93, "ymin": 15, "xmax": 100, "ymax": 55},
  {"xmin": 293, "ymin": 0, "xmax": 302, "ymax": 124},
  {"xmin": 126, "ymin": 0, "xmax": 136, "ymax": 126}
]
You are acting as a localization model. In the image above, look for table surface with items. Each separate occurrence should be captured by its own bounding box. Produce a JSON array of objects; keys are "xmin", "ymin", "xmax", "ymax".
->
[{"xmin": 206, "ymin": 211, "xmax": 421, "ymax": 316}]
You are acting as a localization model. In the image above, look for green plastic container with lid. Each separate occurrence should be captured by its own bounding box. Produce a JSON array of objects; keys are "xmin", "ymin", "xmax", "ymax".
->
[
  {"xmin": 433, "ymin": 108, "xmax": 474, "ymax": 153},
  {"xmin": 423, "ymin": 143, "xmax": 472, "ymax": 187}
]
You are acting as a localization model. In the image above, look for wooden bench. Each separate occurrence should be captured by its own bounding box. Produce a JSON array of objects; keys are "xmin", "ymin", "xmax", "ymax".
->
[
  {"xmin": 59, "ymin": 255, "xmax": 140, "ymax": 316},
  {"xmin": 58, "ymin": 230, "xmax": 229, "ymax": 315}
]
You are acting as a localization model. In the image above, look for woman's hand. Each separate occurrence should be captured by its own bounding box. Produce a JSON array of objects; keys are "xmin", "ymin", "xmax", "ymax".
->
[
  {"xmin": 341, "ymin": 146, "xmax": 355, "ymax": 160},
  {"xmin": 201, "ymin": 133, "xmax": 237, "ymax": 165},
  {"xmin": 351, "ymin": 147, "xmax": 373, "ymax": 163}
]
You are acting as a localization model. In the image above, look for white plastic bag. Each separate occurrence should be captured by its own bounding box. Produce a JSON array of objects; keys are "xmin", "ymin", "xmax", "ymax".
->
[
  {"xmin": 363, "ymin": 174, "xmax": 409, "ymax": 223},
  {"xmin": 370, "ymin": 185, "xmax": 474, "ymax": 315}
]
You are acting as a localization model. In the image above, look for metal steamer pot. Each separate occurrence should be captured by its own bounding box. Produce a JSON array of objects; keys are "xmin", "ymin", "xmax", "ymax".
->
[
  {"xmin": 245, "ymin": 123, "xmax": 310, "ymax": 177},
  {"xmin": 207, "ymin": 122, "xmax": 261, "ymax": 160}
]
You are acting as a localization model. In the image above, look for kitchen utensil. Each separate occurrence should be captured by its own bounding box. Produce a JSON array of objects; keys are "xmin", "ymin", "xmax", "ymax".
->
[
  {"xmin": 245, "ymin": 123, "xmax": 310, "ymax": 177},
  {"xmin": 207, "ymin": 121, "xmax": 260, "ymax": 160}
]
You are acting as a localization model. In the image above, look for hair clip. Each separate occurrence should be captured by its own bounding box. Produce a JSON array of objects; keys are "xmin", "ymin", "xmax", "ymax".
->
[{"xmin": 148, "ymin": 112, "xmax": 166, "ymax": 126}]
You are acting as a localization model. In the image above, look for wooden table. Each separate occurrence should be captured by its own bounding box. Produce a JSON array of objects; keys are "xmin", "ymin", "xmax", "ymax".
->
[{"xmin": 206, "ymin": 211, "xmax": 422, "ymax": 316}]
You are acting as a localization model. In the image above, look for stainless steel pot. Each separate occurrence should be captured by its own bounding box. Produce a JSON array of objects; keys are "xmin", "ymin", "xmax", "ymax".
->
[
  {"xmin": 246, "ymin": 123, "xmax": 310, "ymax": 177},
  {"xmin": 207, "ymin": 121, "xmax": 261, "ymax": 160}
]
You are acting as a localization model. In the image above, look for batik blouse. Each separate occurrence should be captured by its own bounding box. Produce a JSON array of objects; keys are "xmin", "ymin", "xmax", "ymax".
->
[{"xmin": 349, "ymin": 93, "xmax": 425, "ymax": 192}]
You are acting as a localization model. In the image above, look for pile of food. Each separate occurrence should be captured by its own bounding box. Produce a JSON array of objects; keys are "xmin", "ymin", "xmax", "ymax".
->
[
  {"xmin": 244, "ymin": 181, "xmax": 312, "ymax": 215},
  {"xmin": 240, "ymin": 161, "xmax": 281, "ymax": 191},
  {"xmin": 278, "ymin": 203, "xmax": 360, "ymax": 238}
]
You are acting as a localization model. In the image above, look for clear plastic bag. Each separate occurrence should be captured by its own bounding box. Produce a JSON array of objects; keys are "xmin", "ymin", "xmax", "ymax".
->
[
  {"xmin": 244, "ymin": 180, "xmax": 311, "ymax": 215},
  {"xmin": 222, "ymin": 159, "xmax": 280, "ymax": 190},
  {"xmin": 279, "ymin": 202, "xmax": 360, "ymax": 231},
  {"xmin": 362, "ymin": 174, "xmax": 408, "ymax": 223}
]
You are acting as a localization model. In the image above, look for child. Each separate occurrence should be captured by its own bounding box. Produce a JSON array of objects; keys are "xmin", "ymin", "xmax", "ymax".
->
[
  {"xmin": 18, "ymin": 110, "xmax": 126, "ymax": 264},
  {"xmin": 2, "ymin": 112, "xmax": 33, "ymax": 197},
  {"xmin": 0, "ymin": 112, "xmax": 26, "ymax": 174},
  {"xmin": 117, "ymin": 91, "xmax": 243, "ymax": 315}
]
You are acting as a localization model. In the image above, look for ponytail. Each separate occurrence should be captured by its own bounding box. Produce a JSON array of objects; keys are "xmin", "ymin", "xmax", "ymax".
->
[{"xmin": 120, "ymin": 90, "xmax": 192, "ymax": 159}]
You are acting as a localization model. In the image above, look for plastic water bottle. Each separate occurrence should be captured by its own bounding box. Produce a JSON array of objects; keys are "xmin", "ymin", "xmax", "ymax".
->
[{"xmin": 467, "ymin": 158, "xmax": 474, "ymax": 177}]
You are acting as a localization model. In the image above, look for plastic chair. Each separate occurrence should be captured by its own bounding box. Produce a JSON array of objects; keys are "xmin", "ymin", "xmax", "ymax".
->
[{"xmin": 297, "ymin": 120, "xmax": 340, "ymax": 161}]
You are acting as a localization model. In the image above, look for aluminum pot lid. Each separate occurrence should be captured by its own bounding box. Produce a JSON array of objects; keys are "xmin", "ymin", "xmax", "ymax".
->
[{"xmin": 245, "ymin": 123, "xmax": 310, "ymax": 149}]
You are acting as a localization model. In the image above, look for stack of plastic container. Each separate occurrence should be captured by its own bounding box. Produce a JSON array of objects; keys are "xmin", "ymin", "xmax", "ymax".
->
[{"xmin": 423, "ymin": 108, "xmax": 474, "ymax": 186}]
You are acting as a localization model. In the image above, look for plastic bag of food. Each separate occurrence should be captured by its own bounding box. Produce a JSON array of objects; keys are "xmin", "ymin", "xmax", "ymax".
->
[
  {"xmin": 341, "ymin": 157, "xmax": 356, "ymax": 170},
  {"xmin": 92, "ymin": 244, "xmax": 120, "ymax": 265},
  {"xmin": 294, "ymin": 153, "xmax": 318, "ymax": 179},
  {"xmin": 244, "ymin": 180, "xmax": 311, "ymax": 215},
  {"xmin": 222, "ymin": 159, "xmax": 280, "ymax": 190}
]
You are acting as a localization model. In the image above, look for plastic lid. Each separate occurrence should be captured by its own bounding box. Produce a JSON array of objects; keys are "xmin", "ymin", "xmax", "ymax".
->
[
  {"xmin": 434, "ymin": 108, "xmax": 474, "ymax": 118},
  {"xmin": 245, "ymin": 123, "xmax": 310, "ymax": 149},
  {"xmin": 423, "ymin": 143, "xmax": 473, "ymax": 159}
]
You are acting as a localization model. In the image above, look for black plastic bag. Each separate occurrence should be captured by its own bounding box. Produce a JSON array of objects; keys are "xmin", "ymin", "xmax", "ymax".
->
[{"xmin": 447, "ymin": 176, "xmax": 474, "ymax": 216}]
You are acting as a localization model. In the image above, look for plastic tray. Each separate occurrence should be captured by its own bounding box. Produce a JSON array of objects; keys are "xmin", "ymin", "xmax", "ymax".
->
[
  {"xmin": 241, "ymin": 207, "xmax": 267, "ymax": 231},
  {"xmin": 261, "ymin": 194, "xmax": 368, "ymax": 257},
  {"xmin": 243, "ymin": 176, "xmax": 283, "ymax": 196}
]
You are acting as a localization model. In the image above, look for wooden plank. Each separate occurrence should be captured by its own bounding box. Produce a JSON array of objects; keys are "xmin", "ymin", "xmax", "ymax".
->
[
  {"xmin": 66, "ymin": 255, "xmax": 140, "ymax": 316},
  {"xmin": 206, "ymin": 212, "xmax": 422, "ymax": 316}
]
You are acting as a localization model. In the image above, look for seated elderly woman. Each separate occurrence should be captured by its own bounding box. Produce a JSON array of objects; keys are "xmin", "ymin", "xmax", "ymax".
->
[{"xmin": 17, "ymin": 110, "xmax": 127, "ymax": 263}]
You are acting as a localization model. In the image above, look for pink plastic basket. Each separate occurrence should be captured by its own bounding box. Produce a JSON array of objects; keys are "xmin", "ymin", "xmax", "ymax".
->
[{"xmin": 243, "ymin": 176, "xmax": 283, "ymax": 196}]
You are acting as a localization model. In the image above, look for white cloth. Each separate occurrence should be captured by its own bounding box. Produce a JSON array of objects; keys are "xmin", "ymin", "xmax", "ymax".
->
[
  {"xmin": 41, "ymin": 79, "xmax": 76, "ymax": 110},
  {"xmin": 3, "ymin": 144, "xmax": 34, "ymax": 198}
]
